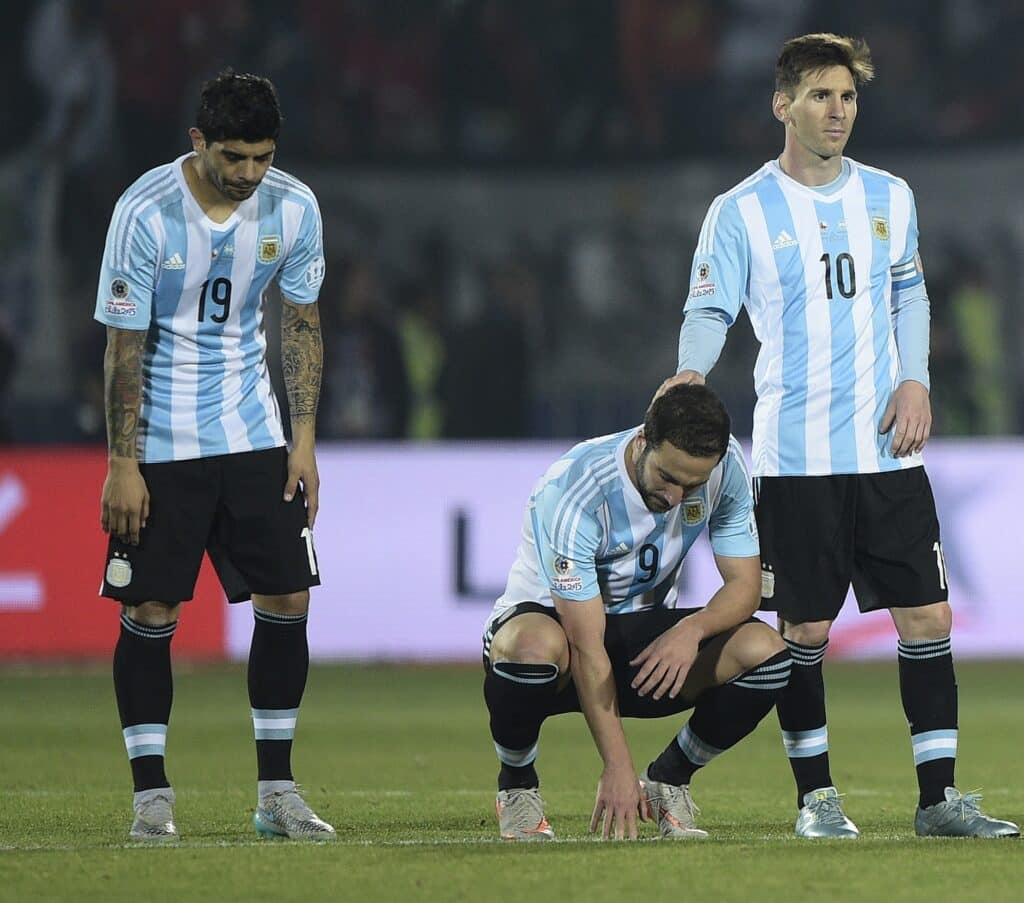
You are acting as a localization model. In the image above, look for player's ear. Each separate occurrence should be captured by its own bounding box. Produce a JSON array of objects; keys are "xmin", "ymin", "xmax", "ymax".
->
[
  {"xmin": 188, "ymin": 127, "xmax": 206, "ymax": 152},
  {"xmin": 772, "ymin": 92, "xmax": 790, "ymax": 124}
]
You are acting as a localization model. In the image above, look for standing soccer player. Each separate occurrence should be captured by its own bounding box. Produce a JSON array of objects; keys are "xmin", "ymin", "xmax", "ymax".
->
[
  {"xmin": 96, "ymin": 71, "xmax": 334, "ymax": 841},
  {"xmin": 666, "ymin": 34, "xmax": 1018, "ymax": 838}
]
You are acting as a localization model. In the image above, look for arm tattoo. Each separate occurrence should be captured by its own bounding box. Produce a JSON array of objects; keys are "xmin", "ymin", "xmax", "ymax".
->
[
  {"xmin": 104, "ymin": 326, "xmax": 147, "ymax": 458},
  {"xmin": 281, "ymin": 299, "xmax": 323, "ymax": 424}
]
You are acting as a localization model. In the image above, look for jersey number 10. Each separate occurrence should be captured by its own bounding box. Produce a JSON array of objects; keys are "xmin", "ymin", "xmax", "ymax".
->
[{"xmin": 820, "ymin": 253, "xmax": 857, "ymax": 300}]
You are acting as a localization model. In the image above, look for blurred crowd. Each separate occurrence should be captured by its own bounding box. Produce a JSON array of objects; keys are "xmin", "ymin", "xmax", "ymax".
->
[
  {"xmin": 5, "ymin": 0, "xmax": 1023, "ymax": 168},
  {"xmin": 0, "ymin": 0, "xmax": 1022, "ymax": 442}
]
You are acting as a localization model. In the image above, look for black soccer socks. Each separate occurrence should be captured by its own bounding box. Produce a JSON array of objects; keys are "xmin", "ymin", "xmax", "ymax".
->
[
  {"xmin": 114, "ymin": 613, "xmax": 176, "ymax": 793},
  {"xmin": 777, "ymin": 638, "xmax": 833, "ymax": 807},
  {"xmin": 898, "ymin": 636, "xmax": 957, "ymax": 808},
  {"xmin": 248, "ymin": 607, "xmax": 310, "ymax": 782},
  {"xmin": 648, "ymin": 650, "xmax": 791, "ymax": 786},
  {"xmin": 484, "ymin": 661, "xmax": 561, "ymax": 791}
]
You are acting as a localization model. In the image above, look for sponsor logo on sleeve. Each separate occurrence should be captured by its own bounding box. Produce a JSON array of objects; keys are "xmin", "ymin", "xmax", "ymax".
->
[
  {"xmin": 110, "ymin": 278, "xmax": 130, "ymax": 299},
  {"xmin": 304, "ymin": 255, "xmax": 325, "ymax": 289}
]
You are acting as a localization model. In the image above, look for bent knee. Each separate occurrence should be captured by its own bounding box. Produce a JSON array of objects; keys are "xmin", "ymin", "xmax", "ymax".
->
[
  {"xmin": 490, "ymin": 616, "xmax": 568, "ymax": 670},
  {"xmin": 734, "ymin": 621, "xmax": 787, "ymax": 669}
]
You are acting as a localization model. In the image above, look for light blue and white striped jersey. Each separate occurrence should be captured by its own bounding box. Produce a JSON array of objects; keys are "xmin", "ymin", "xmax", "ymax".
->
[
  {"xmin": 94, "ymin": 153, "xmax": 325, "ymax": 463},
  {"xmin": 488, "ymin": 429, "xmax": 758, "ymax": 625},
  {"xmin": 682, "ymin": 158, "xmax": 927, "ymax": 477}
]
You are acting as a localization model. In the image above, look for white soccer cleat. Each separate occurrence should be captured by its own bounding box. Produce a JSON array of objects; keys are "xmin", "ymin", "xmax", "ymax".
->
[
  {"xmin": 129, "ymin": 788, "xmax": 178, "ymax": 842},
  {"xmin": 496, "ymin": 788, "xmax": 555, "ymax": 841},
  {"xmin": 639, "ymin": 770, "xmax": 709, "ymax": 839},
  {"xmin": 254, "ymin": 786, "xmax": 336, "ymax": 841}
]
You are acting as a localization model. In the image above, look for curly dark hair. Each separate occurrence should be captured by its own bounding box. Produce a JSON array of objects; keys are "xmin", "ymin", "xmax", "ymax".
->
[
  {"xmin": 643, "ymin": 384, "xmax": 730, "ymax": 461},
  {"xmin": 195, "ymin": 70, "xmax": 282, "ymax": 144}
]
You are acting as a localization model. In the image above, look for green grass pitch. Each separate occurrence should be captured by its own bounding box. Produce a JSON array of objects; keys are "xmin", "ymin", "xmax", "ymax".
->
[{"xmin": 1, "ymin": 661, "xmax": 1021, "ymax": 901}]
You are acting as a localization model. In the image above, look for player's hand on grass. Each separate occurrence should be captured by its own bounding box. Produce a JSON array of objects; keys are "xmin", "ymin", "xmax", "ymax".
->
[
  {"xmin": 285, "ymin": 443, "xmax": 320, "ymax": 528},
  {"xmin": 879, "ymin": 379, "xmax": 931, "ymax": 457},
  {"xmin": 653, "ymin": 370, "xmax": 705, "ymax": 405},
  {"xmin": 629, "ymin": 621, "xmax": 701, "ymax": 700},
  {"xmin": 101, "ymin": 457, "xmax": 150, "ymax": 546},
  {"xmin": 590, "ymin": 764, "xmax": 650, "ymax": 840}
]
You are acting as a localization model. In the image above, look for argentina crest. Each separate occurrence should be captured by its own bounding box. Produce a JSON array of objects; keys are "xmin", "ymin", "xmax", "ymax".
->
[{"xmin": 258, "ymin": 235, "xmax": 282, "ymax": 263}]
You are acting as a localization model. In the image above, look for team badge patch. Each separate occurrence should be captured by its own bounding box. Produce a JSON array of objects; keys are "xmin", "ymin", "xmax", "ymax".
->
[
  {"xmin": 106, "ymin": 556, "xmax": 133, "ymax": 588},
  {"xmin": 110, "ymin": 278, "xmax": 130, "ymax": 299},
  {"xmin": 258, "ymin": 236, "xmax": 282, "ymax": 264},
  {"xmin": 682, "ymin": 500, "xmax": 705, "ymax": 526},
  {"xmin": 697, "ymin": 262, "xmax": 711, "ymax": 281},
  {"xmin": 872, "ymin": 216, "xmax": 890, "ymax": 241},
  {"xmin": 554, "ymin": 556, "xmax": 573, "ymax": 575}
]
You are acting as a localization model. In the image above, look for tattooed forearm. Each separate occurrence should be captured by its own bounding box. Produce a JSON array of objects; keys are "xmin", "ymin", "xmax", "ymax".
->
[
  {"xmin": 281, "ymin": 299, "xmax": 323, "ymax": 426},
  {"xmin": 104, "ymin": 326, "xmax": 147, "ymax": 458}
]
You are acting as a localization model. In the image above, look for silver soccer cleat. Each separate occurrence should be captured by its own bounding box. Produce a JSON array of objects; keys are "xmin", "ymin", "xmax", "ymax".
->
[
  {"xmin": 254, "ymin": 786, "xmax": 336, "ymax": 841},
  {"xmin": 639, "ymin": 770, "xmax": 709, "ymax": 839},
  {"xmin": 495, "ymin": 788, "xmax": 555, "ymax": 841},
  {"xmin": 129, "ymin": 788, "xmax": 178, "ymax": 842},
  {"xmin": 795, "ymin": 786, "xmax": 859, "ymax": 839},
  {"xmin": 915, "ymin": 788, "xmax": 1020, "ymax": 838}
]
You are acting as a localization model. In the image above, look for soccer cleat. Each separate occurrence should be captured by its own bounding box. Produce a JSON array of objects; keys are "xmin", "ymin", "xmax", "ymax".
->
[
  {"xmin": 795, "ymin": 786, "xmax": 859, "ymax": 839},
  {"xmin": 639, "ymin": 770, "xmax": 708, "ymax": 839},
  {"xmin": 496, "ymin": 788, "xmax": 555, "ymax": 841},
  {"xmin": 915, "ymin": 788, "xmax": 1020, "ymax": 838},
  {"xmin": 129, "ymin": 789, "xmax": 178, "ymax": 841},
  {"xmin": 254, "ymin": 787, "xmax": 336, "ymax": 841}
]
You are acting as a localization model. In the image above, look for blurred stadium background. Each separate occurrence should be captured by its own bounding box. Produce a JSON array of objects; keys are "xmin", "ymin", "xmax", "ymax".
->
[
  {"xmin": 2, "ymin": 3, "xmax": 1023, "ymax": 894},
  {"xmin": 2, "ymin": 0, "xmax": 1022, "ymax": 664}
]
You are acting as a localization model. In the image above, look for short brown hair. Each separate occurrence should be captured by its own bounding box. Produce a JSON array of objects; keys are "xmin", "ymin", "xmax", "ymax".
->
[{"xmin": 776, "ymin": 33, "xmax": 874, "ymax": 95}]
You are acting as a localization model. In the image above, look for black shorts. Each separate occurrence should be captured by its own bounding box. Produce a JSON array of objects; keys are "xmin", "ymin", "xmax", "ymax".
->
[
  {"xmin": 100, "ymin": 447, "xmax": 320, "ymax": 604},
  {"xmin": 483, "ymin": 602, "xmax": 755, "ymax": 719},
  {"xmin": 754, "ymin": 467, "xmax": 947, "ymax": 623}
]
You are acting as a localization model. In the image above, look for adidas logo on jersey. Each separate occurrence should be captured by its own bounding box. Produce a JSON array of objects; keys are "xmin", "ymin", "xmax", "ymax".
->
[
  {"xmin": 772, "ymin": 230, "xmax": 798, "ymax": 250},
  {"xmin": 162, "ymin": 253, "xmax": 185, "ymax": 270}
]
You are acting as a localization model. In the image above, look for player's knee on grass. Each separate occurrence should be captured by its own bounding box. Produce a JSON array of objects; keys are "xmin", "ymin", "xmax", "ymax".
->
[
  {"xmin": 253, "ymin": 590, "xmax": 310, "ymax": 617},
  {"xmin": 890, "ymin": 600, "xmax": 951, "ymax": 641},
  {"xmin": 122, "ymin": 601, "xmax": 182, "ymax": 627}
]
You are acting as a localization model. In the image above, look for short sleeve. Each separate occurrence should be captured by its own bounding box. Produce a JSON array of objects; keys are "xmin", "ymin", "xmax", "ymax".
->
[
  {"xmin": 94, "ymin": 200, "xmax": 159, "ymax": 330},
  {"xmin": 531, "ymin": 474, "xmax": 603, "ymax": 601},
  {"xmin": 278, "ymin": 196, "xmax": 325, "ymax": 304},
  {"xmin": 708, "ymin": 444, "xmax": 759, "ymax": 558}
]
